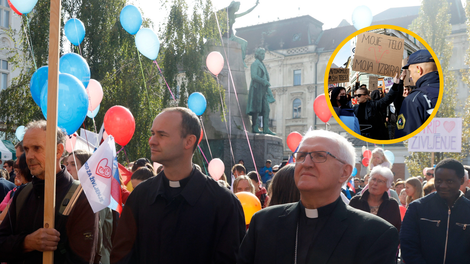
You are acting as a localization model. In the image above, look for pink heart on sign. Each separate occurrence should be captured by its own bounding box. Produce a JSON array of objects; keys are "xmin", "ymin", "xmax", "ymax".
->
[
  {"xmin": 443, "ymin": 121, "xmax": 455, "ymax": 133},
  {"xmin": 96, "ymin": 159, "xmax": 112, "ymax": 179}
]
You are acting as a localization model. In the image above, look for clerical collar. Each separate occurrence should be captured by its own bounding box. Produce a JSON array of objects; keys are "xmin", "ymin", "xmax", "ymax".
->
[
  {"xmin": 300, "ymin": 198, "xmax": 340, "ymax": 219},
  {"xmin": 304, "ymin": 208, "xmax": 318, "ymax": 219},
  {"xmin": 169, "ymin": 180, "xmax": 180, "ymax": 188}
]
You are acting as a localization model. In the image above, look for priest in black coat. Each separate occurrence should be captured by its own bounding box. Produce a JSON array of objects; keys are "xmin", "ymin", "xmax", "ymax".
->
[{"xmin": 238, "ymin": 130, "xmax": 399, "ymax": 264}]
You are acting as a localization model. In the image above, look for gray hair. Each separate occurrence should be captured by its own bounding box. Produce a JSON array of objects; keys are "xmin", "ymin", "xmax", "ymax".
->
[
  {"xmin": 370, "ymin": 166, "xmax": 394, "ymax": 189},
  {"xmin": 25, "ymin": 120, "xmax": 67, "ymax": 145},
  {"xmin": 299, "ymin": 130, "xmax": 356, "ymax": 167}
]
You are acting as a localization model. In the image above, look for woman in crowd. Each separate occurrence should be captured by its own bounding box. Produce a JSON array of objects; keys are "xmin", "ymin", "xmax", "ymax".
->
[
  {"xmin": 398, "ymin": 189, "xmax": 407, "ymax": 220},
  {"xmin": 394, "ymin": 181, "xmax": 405, "ymax": 197},
  {"xmin": 330, "ymin": 87, "xmax": 361, "ymax": 134},
  {"xmin": 233, "ymin": 175, "xmax": 255, "ymax": 194},
  {"xmin": 65, "ymin": 149, "xmax": 92, "ymax": 180},
  {"xmin": 405, "ymin": 177, "xmax": 424, "ymax": 207},
  {"xmin": 423, "ymin": 178, "xmax": 436, "ymax": 196},
  {"xmin": 0, "ymin": 153, "xmax": 32, "ymax": 221},
  {"xmin": 350, "ymin": 166, "xmax": 401, "ymax": 232},
  {"xmin": 247, "ymin": 171, "xmax": 269, "ymax": 208},
  {"xmin": 267, "ymin": 164, "xmax": 300, "ymax": 206},
  {"xmin": 131, "ymin": 167, "xmax": 156, "ymax": 189}
]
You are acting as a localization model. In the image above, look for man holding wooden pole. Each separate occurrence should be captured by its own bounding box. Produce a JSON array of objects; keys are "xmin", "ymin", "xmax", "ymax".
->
[{"xmin": 0, "ymin": 121, "xmax": 99, "ymax": 263}]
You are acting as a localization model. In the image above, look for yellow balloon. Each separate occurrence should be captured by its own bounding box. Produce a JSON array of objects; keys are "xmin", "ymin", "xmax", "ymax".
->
[{"xmin": 235, "ymin": 192, "xmax": 261, "ymax": 225}]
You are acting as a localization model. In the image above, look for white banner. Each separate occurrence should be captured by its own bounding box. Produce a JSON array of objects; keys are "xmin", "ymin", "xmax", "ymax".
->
[
  {"xmin": 408, "ymin": 118, "xmax": 462, "ymax": 153},
  {"xmin": 78, "ymin": 135, "xmax": 117, "ymax": 213}
]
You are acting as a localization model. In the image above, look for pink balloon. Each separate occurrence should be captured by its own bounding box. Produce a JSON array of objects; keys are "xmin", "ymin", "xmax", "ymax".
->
[
  {"xmin": 313, "ymin": 94, "xmax": 332, "ymax": 123},
  {"xmin": 208, "ymin": 158, "xmax": 225, "ymax": 181},
  {"xmin": 206, "ymin": 51, "xmax": 224, "ymax": 76},
  {"xmin": 65, "ymin": 133, "xmax": 77, "ymax": 153},
  {"xmin": 86, "ymin": 79, "xmax": 103, "ymax": 111}
]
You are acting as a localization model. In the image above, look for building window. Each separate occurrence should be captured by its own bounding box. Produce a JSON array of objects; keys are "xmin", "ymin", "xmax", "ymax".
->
[
  {"xmin": 0, "ymin": 60, "xmax": 8, "ymax": 91},
  {"xmin": 0, "ymin": 0, "xmax": 10, "ymax": 28},
  {"xmin": 293, "ymin": 98, "xmax": 301, "ymax": 118},
  {"xmin": 293, "ymin": 70, "xmax": 301, "ymax": 86}
]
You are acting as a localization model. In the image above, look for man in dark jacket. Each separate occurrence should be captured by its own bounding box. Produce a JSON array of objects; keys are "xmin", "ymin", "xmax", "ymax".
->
[
  {"xmin": 396, "ymin": 49, "xmax": 440, "ymax": 138},
  {"xmin": 111, "ymin": 107, "xmax": 245, "ymax": 264},
  {"xmin": 400, "ymin": 159, "xmax": 470, "ymax": 263},
  {"xmin": 238, "ymin": 130, "xmax": 398, "ymax": 264},
  {"xmin": 0, "ymin": 170, "xmax": 15, "ymax": 202},
  {"xmin": 0, "ymin": 120, "xmax": 99, "ymax": 263}
]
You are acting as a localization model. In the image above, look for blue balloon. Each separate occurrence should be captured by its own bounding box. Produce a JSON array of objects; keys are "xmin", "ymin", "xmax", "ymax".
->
[
  {"xmin": 352, "ymin": 6, "xmax": 372, "ymax": 30},
  {"xmin": 65, "ymin": 18, "xmax": 86, "ymax": 46},
  {"xmin": 59, "ymin": 53, "xmax": 91, "ymax": 88},
  {"xmin": 87, "ymin": 104, "xmax": 100, "ymax": 118},
  {"xmin": 351, "ymin": 167, "xmax": 358, "ymax": 177},
  {"xmin": 135, "ymin": 28, "xmax": 160, "ymax": 60},
  {"xmin": 120, "ymin": 5, "xmax": 142, "ymax": 35},
  {"xmin": 384, "ymin": 150, "xmax": 395, "ymax": 165},
  {"xmin": 40, "ymin": 73, "xmax": 89, "ymax": 135},
  {"xmin": 30, "ymin": 66, "xmax": 49, "ymax": 106},
  {"xmin": 15, "ymin": 125, "xmax": 25, "ymax": 141},
  {"xmin": 10, "ymin": 0, "xmax": 38, "ymax": 14},
  {"xmin": 188, "ymin": 92, "xmax": 207, "ymax": 116}
]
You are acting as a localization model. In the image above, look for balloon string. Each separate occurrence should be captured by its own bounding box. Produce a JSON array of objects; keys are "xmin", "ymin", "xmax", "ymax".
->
[
  {"xmin": 212, "ymin": 9, "xmax": 258, "ymax": 175},
  {"xmin": 117, "ymin": 146, "xmax": 125, "ymax": 154},
  {"xmin": 216, "ymin": 76, "xmax": 235, "ymax": 165},
  {"xmin": 153, "ymin": 60, "xmax": 176, "ymax": 101},
  {"xmin": 122, "ymin": 147, "xmax": 130, "ymax": 165},
  {"xmin": 198, "ymin": 145, "xmax": 209, "ymax": 164},
  {"xmin": 24, "ymin": 16, "xmax": 37, "ymax": 71},
  {"xmin": 136, "ymin": 47, "xmax": 152, "ymax": 113},
  {"xmin": 199, "ymin": 116, "xmax": 213, "ymax": 160}
]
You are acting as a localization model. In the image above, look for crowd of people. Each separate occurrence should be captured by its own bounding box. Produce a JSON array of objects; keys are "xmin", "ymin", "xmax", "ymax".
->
[
  {"xmin": 0, "ymin": 106, "xmax": 468, "ymax": 263},
  {"xmin": 330, "ymin": 49, "xmax": 440, "ymax": 140}
]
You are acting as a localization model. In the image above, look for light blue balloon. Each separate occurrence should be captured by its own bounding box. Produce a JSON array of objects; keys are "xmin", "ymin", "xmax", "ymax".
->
[
  {"xmin": 188, "ymin": 92, "xmax": 207, "ymax": 116},
  {"xmin": 352, "ymin": 6, "xmax": 372, "ymax": 30},
  {"xmin": 65, "ymin": 18, "xmax": 86, "ymax": 46},
  {"xmin": 87, "ymin": 104, "xmax": 100, "ymax": 118},
  {"xmin": 351, "ymin": 167, "xmax": 358, "ymax": 177},
  {"xmin": 10, "ymin": 0, "xmax": 38, "ymax": 14},
  {"xmin": 15, "ymin": 125, "xmax": 25, "ymax": 141},
  {"xmin": 135, "ymin": 28, "xmax": 160, "ymax": 60},
  {"xmin": 120, "ymin": 5, "xmax": 142, "ymax": 35},
  {"xmin": 30, "ymin": 66, "xmax": 49, "ymax": 106},
  {"xmin": 59, "ymin": 53, "xmax": 91, "ymax": 88},
  {"xmin": 384, "ymin": 150, "xmax": 395, "ymax": 165},
  {"xmin": 40, "ymin": 73, "xmax": 89, "ymax": 135}
]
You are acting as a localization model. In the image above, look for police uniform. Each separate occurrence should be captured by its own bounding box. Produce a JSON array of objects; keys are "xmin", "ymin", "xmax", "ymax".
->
[{"xmin": 396, "ymin": 50, "xmax": 439, "ymax": 138}]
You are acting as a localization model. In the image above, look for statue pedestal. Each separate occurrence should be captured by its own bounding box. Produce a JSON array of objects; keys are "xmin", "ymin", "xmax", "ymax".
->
[{"xmin": 201, "ymin": 39, "xmax": 283, "ymax": 176}]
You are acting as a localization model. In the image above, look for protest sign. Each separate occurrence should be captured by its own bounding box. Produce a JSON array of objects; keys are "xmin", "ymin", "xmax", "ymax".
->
[
  {"xmin": 328, "ymin": 68, "xmax": 349, "ymax": 84},
  {"xmin": 402, "ymin": 58, "xmax": 414, "ymax": 86},
  {"xmin": 352, "ymin": 32, "xmax": 404, "ymax": 77},
  {"xmin": 408, "ymin": 118, "xmax": 462, "ymax": 153},
  {"xmin": 368, "ymin": 76, "xmax": 378, "ymax": 91}
]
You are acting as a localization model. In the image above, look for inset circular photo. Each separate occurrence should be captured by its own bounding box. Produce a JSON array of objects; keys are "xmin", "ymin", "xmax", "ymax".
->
[{"xmin": 325, "ymin": 25, "xmax": 443, "ymax": 144}]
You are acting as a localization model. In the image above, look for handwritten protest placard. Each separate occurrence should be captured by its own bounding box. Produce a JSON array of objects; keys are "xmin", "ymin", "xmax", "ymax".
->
[
  {"xmin": 328, "ymin": 68, "xmax": 349, "ymax": 84},
  {"xmin": 368, "ymin": 76, "xmax": 378, "ymax": 91},
  {"xmin": 352, "ymin": 32, "xmax": 404, "ymax": 77},
  {"xmin": 402, "ymin": 58, "xmax": 414, "ymax": 86},
  {"xmin": 408, "ymin": 118, "xmax": 462, "ymax": 153}
]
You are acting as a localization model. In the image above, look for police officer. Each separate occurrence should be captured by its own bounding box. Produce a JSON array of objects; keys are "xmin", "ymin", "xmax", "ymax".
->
[{"xmin": 396, "ymin": 49, "xmax": 439, "ymax": 138}]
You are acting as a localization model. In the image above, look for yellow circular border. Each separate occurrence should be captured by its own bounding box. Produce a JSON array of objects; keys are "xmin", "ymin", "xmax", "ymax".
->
[{"xmin": 324, "ymin": 24, "xmax": 444, "ymax": 144}]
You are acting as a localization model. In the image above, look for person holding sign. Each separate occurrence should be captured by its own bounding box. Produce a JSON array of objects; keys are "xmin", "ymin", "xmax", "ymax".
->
[
  {"xmin": 353, "ymin": 74, "xmax": 402, "ymax": 140},
  {"xmin": 396, "ymin": 49, "xmax": 439, "ymax": 138}
]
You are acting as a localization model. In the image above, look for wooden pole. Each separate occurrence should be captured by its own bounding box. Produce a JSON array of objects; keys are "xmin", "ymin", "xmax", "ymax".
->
[
  {"xmin": 431, "ymin": 152, "xmax": 435, "ymax": 168},
  {"xmin": 44, "ymin": 0, "xmax": 61, "ymax": 263}
]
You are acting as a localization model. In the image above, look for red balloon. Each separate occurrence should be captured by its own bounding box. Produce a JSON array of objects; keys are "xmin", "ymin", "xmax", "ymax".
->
[
  {"xmin": 362, "ymin": 157, "xmax": 370, "ymax": 167},
  {"xmin": 286, "ymin": 132, "xmax": 302, "ymax": 152},
  {"xmin": 363, "ymin": 149, "xmax": 372, "ymax": 159},
  {"xmin": 314, "ymin": 94, "xmax": 332, "ymax": 123},
  {"xmin": 104, "ymin": 106, "xmax": 135, "ymax": 146},
  {"xmin": 198, "ymin": 128, "xmax": 203, "ymax": 145},
  {"xmin": 8, "ymin": 0, "xmax": 22, "ymax": 16}
]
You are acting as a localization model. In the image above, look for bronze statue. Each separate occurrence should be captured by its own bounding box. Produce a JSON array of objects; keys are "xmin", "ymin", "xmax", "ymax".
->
[
  {"xmin": 246, "ymin": 48, "xmax": 275, "ymax": 135},
  {"xmin": 222, "ymin": 0, "xmax": 259, "ymax": 67}
]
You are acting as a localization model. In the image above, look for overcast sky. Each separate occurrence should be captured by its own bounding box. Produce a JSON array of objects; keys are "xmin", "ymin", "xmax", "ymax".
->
[{"xmin": 133, "ymin": 0, "xmax": 428, "ymax": 31}]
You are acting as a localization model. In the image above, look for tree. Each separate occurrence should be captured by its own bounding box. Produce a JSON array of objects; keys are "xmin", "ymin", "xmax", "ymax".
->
[{"xmin": 405, "ymin": 0, "xmax": 466, "ymax": 176}]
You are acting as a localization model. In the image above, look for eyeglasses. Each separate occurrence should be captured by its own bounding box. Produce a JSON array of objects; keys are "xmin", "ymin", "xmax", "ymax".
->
[
  {"xmin": 426, "ymin": 173, "xmax": 433, "ymax": 176},
  {"xmin": 354, "ymin": 94, "xmax": 366, "ymax": 98},
  {"xmin": 370, "ymin": 177, "xmax": 386, "ymax": 185},
  {"xmin": 293, "ymin": 151, "xmax": 345, "ymax": 164}
]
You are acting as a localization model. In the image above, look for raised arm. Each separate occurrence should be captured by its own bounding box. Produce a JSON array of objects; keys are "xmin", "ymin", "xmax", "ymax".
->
[{"xmin": 235, "ymin": 0, "xmax": 259, "ymax": 18}]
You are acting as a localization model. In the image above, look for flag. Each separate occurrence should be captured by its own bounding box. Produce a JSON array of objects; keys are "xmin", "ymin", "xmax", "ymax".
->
[
  {"xmin": 108, "ymin": 157, "xmax": 123, "ymax": 214},
  {"xmin": 347, "ymin": 177, "xmax": 356, "ymax": 193},
  {"xmin": 118, "ymin": 163, "xmax": 132, "ymax": 186},
  {"xmin": 78, "ymin": 135, "xmax": 117, "ymax": 213}
]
